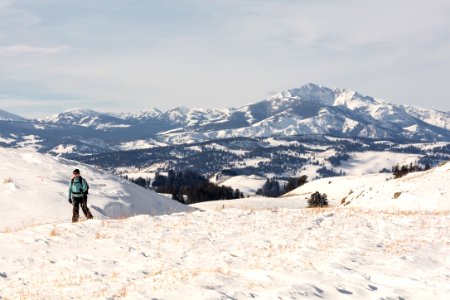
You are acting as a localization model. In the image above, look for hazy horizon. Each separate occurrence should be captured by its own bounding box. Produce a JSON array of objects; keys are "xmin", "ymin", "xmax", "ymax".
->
[{"xmin": 2, "ymin": 81, "xmax": 450, "ymax": 119}]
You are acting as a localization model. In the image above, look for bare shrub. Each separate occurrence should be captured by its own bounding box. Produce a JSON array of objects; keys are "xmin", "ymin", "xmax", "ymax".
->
[
  {"xmin": 3, "ymin": 177, "xmax": 13, "ymax": 184},
  {"xmin": 393, "ymin": 192, "xmax": 402, "ymax": 199}
]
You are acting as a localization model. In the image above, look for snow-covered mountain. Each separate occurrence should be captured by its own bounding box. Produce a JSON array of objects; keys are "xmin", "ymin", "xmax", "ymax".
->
[
  {"xmin": 159, "ymin": 83, "xmax": 450, "ymax": 142},
  {"xmin": 402, "ymin": 104, "xmax": 450, "ymax": 130},
  {"xmin": 0, "ymin": 109, "xmax": 26, "ymax": 121},
  {"xmin": 42, "ymin": 108, "xmax": 132, "ymax": 130},
  {"xmin": 1, "ymin": 84, "xmax": 450, "ymax": 155},
  {"xmin": 35, "ymin": 83, "xmax": 449, "ymax": 142},
  {"xmin": 120, "ymin": 107, "xmax": 162, "ymax": 120}
]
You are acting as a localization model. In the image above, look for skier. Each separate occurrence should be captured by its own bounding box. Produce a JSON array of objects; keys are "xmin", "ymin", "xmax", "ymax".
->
[{"xmin": 68, "ymin": 169, "xmax": 93, "ymax": 222}]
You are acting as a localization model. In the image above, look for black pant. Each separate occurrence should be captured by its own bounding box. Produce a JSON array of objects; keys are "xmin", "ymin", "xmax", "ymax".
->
[{"xmin": 72, "ymin": 195, "xmax": 93, "ymax": 222}]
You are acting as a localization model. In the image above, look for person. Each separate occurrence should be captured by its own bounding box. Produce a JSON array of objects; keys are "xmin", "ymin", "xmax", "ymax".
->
[{"xmin": 68, "ymin": 169, "xmax": 93, "ymax": 222}]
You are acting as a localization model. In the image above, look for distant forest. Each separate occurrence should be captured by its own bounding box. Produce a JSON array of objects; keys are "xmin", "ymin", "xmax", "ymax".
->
[{"xmin": 126, "ymin": 169, "xmax": 244, "ymax": 204}]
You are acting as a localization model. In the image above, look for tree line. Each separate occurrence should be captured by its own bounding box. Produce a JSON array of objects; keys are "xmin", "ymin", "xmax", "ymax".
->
[
  {"xmin": 392, "ymin": 162, "xmax": 431, "ymax": 179},
  {"xmin": 256, "ymin": 175, "xmax": 308, "ymax": 197},
  {"xmin": 128, "ymin": 169, "xmax": 244, "ymax": 204}
]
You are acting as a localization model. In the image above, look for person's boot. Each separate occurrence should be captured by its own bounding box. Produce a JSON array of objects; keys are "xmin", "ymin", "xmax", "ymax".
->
[
  {"xmin": 81, "ymin": 195, "xmax": 93, "ymax": 219},
  {"xmin": 72, "ymin": 199, "xmax": 80, "ymax": 223}
]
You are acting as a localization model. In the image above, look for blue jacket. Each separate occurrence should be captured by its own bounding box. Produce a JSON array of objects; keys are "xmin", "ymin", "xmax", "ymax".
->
[{"xmin": 69, "ymin": 177, "xmax": 88, "ymax": 199}]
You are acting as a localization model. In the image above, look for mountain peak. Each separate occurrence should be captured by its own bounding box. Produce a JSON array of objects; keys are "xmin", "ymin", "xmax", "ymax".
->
[
  {"xmin": 61, "ymin": 108, "xmax": 100, "ymax": 116},
  {"xmin": 268, "ymin": 83, "xmax": 335, "ymax": 106},
  {"xmin": 42, "ymin": 108, "xmax": 107, "ymax": 125},
  {"xmin": 124, "ymin": 108, "xmax": 162, "ymax": 119}
]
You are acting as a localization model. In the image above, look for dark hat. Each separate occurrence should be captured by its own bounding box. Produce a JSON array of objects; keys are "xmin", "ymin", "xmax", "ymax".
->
[{"xmin": 73, "ymin": 169, "xmax": 80, "ymax": 174}]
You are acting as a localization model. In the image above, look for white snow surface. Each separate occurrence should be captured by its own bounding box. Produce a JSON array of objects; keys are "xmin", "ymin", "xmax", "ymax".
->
[
  {"xmin": 191, "ymin": 196, "xmax": 309, "ymax": 210},
  {"xmin": 0, "ymin": 208, "xmax": 448, "ymax": 299},
  {"xmin": 1, "ymin": 149, "xmax": 450, "ymax": 299},
  {"xmin": 283, "ymin": 173, "xmax": 391, "ymax": 205},
  {"xmin": 0, "ymin": 148, "xmax": 190, "ymax": 230},
  {"xmin": 0, "ymin": 135, "xmax": 16, "ymax": 144},
  {"xmin": 337, "ymin": 151, "xmax": 421, "ymax": 176},
  {"xmin": 216, "ymin": 175, "xmax": 267, "ymax": 195},
  {"xmin": 346, "ymin": 161, "xmax": 450, "ymax": 211},
  {"xmin": 118, "ymin": 139, "xmax": 167, "ymax": 151}
]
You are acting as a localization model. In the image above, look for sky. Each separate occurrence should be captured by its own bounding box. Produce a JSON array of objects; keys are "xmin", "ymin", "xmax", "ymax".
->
[{"xmin": 0, "ymin": 0, "xmax": 449, "ymax": 118}]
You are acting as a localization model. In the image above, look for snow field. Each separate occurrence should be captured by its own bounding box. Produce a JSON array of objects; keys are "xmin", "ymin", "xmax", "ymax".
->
[
  {"xmin": 337, "ymin": 151, "xmax": 421, "ymax": 176},
  {"xmin": 215, "ymin": 175, "xmax": 267, "ymax": 195},
  {"xmin": 0, "ymin": 208, "xmax": 448, "ymax": 299}
]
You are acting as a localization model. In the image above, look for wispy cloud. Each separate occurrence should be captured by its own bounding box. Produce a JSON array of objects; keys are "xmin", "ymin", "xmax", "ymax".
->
[
  {"xmin": 0, "ymin": 0, "xmax": 10, "ymax": 11},
  {"xmin": 0, "ymin": 0, "xmax": 449, "ymax": 116},
  {"xmin": 0, "ymin": 44, "xmax": 67, "ymax": 56}
]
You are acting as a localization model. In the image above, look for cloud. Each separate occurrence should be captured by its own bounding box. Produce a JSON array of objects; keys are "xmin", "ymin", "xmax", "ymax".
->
[
  {"xmin": 0, "ymin": 44, "xmax": 67, "ymax": 56},
  {"xmin": 0, "ymin": 0, "xmax": 11, "ymax": 11},
  {"xmin": 0, "ymin": 0, "xmax": 449, "ymax": 115}
]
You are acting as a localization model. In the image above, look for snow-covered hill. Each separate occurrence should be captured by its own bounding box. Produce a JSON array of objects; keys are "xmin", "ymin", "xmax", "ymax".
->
[
  {"xmin": 211, "ymin": 174, "xmax": 267, "ymax": 195},
  {"xmin": 345, "ymin": 161, "xmax": 450, "ymax": 211},
  {"xmin": 281, "ymin": 160, "xmax": 450, "ymax": 212},
  {"xmin": 1, "ymin": 151, "xmax": 450, "ymax": 299},
  {"xmin": 0, "ymin": 148, "xmax": 190, "ymax": 230},
  {"xmin": 282, "ymin": 173, "xmax": 391, "ymax": 205}
]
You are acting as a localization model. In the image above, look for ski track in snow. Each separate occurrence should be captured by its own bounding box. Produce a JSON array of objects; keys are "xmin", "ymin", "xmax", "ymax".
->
[{"xmin": 1, "ymin": 208, "xmax": 449, "ymax": 299}]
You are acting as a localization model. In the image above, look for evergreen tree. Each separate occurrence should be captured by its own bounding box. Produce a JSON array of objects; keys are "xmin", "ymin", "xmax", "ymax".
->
[
  {"xmin": 283, "ymin": 175, "xmax": 308, "ymax": 194},
  {"xmin": 256, "ymin": 178, "xmax": 282, "ymax": 197},
  {"xmin": 308, "ymin": 191, "xmax": 328, "ymax": 208}
]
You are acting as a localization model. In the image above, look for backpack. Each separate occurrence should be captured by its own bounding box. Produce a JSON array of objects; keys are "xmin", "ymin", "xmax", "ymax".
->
[{"xmin": 71, "ymin": 176, "xmax": 89, "ymax": 195}]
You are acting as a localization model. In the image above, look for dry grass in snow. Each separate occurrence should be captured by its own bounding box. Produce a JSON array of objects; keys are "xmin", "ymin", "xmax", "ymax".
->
[{"xmin": 0, "ymin": 208, "xmax": 449, "ymax": 299}]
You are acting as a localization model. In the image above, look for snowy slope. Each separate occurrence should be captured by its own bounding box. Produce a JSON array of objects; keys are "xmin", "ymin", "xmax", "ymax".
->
[
  {"xmin": 1, "ymin": 208, "xmax": 448, "ymax": 299},
  {"xmin": 0, "ymin": 109, "xmax": 26, "ymax": 121},
  {"xmin": 191, "ymin": 196, "xmax": 309, "ymax": 210},
  {"xmin": 42, "ymin": 108, "xmax": 132, "ymax": 129},
  {"xmin": 0, "ymin": 148, "xmax": 190, "ymax": 230},
  {"xmin": 345, "ymin": 161, "xmax": 450, "ymax": 211},
  {"xmin": 1, "ymin": 150, "xmax": 450, "ymax": 298},
  {"xmin": 120, "ymin": 107, "xmax": 162, "ymax": 120},
  {"xmin": 214, "ymin": 175, "xmax": 267, "ymax": 195},
  {"xmin": 403, "ymin": 104, "xmax": 450, "ymax": 130},
  {"xmin": 282, "ymin": 173, "xmax": 391, "ymax": 205},
  {"xmin": 193, "ymin": 173, "xmax": 390, "ymax": 210},
  {"xmin": 282, "ymin": 161, "xmax": 450, "ymax": 212},
  {"xmin": 336, "ymin": 151, "xmax": 420, "ymax": 176}
]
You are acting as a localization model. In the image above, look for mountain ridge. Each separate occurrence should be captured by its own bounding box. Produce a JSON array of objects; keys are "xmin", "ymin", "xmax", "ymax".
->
[{"xmin": 1, "ymin": 84, "xmax": 450, "ymax": 153}]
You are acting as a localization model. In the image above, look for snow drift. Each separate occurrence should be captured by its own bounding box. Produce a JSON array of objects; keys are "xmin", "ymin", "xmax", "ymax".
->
[{"xmin": 0, "ymin": 148, "xmax": 190, "ymax": 229}]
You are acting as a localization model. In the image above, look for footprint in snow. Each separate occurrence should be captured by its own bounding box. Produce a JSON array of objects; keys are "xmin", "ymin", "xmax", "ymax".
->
[
  {"xmin": 367, "ymin": 284, "xmax": 378, "ymax": 291},
  {"xmin": 336, "ymin": 287, "xmax": 353, "ymax": 295}
]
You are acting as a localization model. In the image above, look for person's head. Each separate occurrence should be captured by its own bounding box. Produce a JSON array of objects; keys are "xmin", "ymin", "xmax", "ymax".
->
[{"xmin": 73, "ymin": 169, "xmax": 80, "ymax": 177}]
